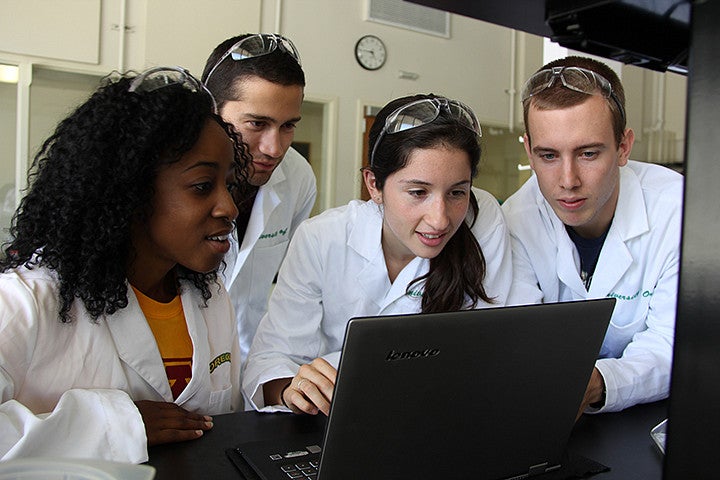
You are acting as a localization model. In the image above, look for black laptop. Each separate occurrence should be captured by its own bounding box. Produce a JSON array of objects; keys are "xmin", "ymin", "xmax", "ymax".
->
[{"xmin": 228, "ymin": 298, "xmax": 615, "ymax": 480}]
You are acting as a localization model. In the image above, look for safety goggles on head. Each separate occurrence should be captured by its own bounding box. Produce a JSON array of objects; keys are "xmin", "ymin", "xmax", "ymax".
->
[
  {"xmin": 128, "ymin": 66, "xmax": 218, "ymax": 113},
  {"xmin": 204, "ymin": 33, "xmax": 301, "ymax": 85},
  {"xmin": 369, "ymin": 97, "xmax": 482, "ymax": 167},
  {"xmin": 521, "ymin": 66, "xmax": 626, "ymax": 123}
]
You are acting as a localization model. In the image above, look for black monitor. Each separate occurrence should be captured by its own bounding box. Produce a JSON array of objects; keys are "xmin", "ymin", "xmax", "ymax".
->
[
  {"xmin": 409, "ymin": 0, "xmax": 690, "ymax": 74},
  {"xmin": 546, "ymin": 0, "xmax": 690, "ymax": 74}
]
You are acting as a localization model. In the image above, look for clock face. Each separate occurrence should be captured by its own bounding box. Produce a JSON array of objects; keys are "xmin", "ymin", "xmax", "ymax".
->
[{"xmin": 355, "ymin": 35, "xmax": 386, "ymax": 71}]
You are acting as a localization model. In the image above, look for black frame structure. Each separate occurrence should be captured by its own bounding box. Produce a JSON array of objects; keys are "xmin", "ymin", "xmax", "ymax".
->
[
  {"xmin": 409, "ymin": 1, "xmax": 719, "ymax": 478},
  {"xmin": 665, "ymin": 1, "xmax": 720, "ymax": 477}
]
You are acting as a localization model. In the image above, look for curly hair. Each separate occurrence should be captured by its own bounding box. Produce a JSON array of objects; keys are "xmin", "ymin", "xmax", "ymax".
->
[
  {"xmin": 365, "ymin": 94, "xmax": 492, "ymax": 314},
  {"xmin": 0, "ymin": 70, "xmax": 251, "ymax": 322}
]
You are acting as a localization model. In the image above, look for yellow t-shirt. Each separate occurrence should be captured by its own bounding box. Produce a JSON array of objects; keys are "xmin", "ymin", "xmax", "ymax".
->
[{"xmin": 131, "ymin": 285, "xmax": 193, "ymax": 400}]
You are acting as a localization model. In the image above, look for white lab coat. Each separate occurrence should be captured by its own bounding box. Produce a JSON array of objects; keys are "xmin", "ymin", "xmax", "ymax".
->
[
  {"xmin": 222, "ymin": 147, "xmax": 317, "ymax": 365},
  {"xmin": 501, "ymin": 160, "xmax": 682, "ymax": 412},
  {"xmin": 243, "ymin": 188, "xmax": 513, "ymax": 410},
  {"xmin": 0, "ymin": 265, "xmax": 242, "ymax": 463}
]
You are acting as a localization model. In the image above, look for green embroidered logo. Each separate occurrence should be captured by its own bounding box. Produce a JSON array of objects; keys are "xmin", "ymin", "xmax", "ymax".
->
[
  {"xmin": 209, "ymin": 352, "xmax": 231, "ymax": 373},
  {"xmin": 607, "ymin": 290, "xmax": 643, "ymax": 301},
  {"xmin": 259, "ymin": 228, "xmax": 288, "ymax": 240},
  {"xmin": 406, "ymin": 289, "xmax": 423, "ymax": 298}
]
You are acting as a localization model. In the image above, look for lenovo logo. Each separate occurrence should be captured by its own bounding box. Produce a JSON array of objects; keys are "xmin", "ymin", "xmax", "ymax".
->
[{"xmin": 386, "ymin": 348, "xmax": 440, "ymax": 361}]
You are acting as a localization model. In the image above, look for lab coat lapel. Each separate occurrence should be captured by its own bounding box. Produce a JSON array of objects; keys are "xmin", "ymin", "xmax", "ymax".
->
[
  {"xmin": 350, "ymin": 202, "xmax": 428, "ymax": 311},
  {"xmin": 106, "ymin": 288, "xmax": 173, "ymax": 400},
  {"xmin": 228, "ymin": 170, "xmax": 285, "ymax": 285},
  {"xmin": 356, "ymin": 253, "xmax": 426, "ymax": 311},
  {"xmin": 384, "ymin": 257, "xmax": 427, "ymax": 310},
  {"xmin": 174, "ymin": 289, "xmax": 209, "ymax": 403},
  {"xmin": 588, "ymin": 167, "xmax": 648, "ymax": 296},
  {"xmin": 351, "ymin": 203, "xmax": 391, "ymax": 310},
  {"xmin": 538, "ymin": 195, "xmax": 587, "ymax": 297},
  {"xmin": 555, "ymin": 221, "xmax": 588, "ymax": 297}
]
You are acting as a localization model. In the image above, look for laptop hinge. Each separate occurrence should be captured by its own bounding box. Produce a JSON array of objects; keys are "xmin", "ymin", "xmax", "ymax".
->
[{"xmin": 528, "ymin": 462, "xmax": 549, "ymax": 476}]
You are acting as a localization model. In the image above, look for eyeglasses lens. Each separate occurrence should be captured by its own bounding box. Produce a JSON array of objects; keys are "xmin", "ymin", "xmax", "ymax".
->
[
  {"xmin": 523, "ymin": 67, "xmax": 611, "ymax": 101},
  {"xmin": 387, "ymin": 101, "xmax": 440, "ymax": 134},
  {"xmin": 385, "ymin": 99, "xmax": 480, "ymax": 137},
  {"xmin": 130, "ymin": 68, "xmax": 197, "ymax": 94},
  {"xmin": 560, "ymin": 67, "xmax": 608, "ymax": 96},
  {"xmin": 229, "ymin": 34, "xmax": 301, "ymax": 65},
  {"xmin": 447, "ymin": 101, "xmax": 480, "ymax": 135},
  {"xmin": 230, "ymin": 35, "xmax": 276, "ymax": 61},
  {"xmin": 129, "ymin": 67, "xmax": 218, "ymax": 113}
]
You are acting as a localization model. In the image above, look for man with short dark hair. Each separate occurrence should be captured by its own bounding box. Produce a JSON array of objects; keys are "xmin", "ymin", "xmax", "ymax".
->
[
  {"xmin": 202, "ymin": 34, "xmax": 317, "ymax": 364},
  {"xmin": 503, "ymin": 56, "xmax": 682, "ymax": 414}
]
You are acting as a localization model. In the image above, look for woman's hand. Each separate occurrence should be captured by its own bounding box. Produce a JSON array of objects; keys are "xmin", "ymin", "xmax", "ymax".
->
[
  {"xmin": 265, "ymin": 358, "xmax": 337, "ymax": 416},
  {"xmin": 135, "ymin": 400, "xmax": 213, "ymax": 446}
]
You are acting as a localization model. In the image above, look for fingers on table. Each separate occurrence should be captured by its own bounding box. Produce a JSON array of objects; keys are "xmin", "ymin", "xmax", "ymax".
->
[{"xmin": 136, "ymin": 400, "xmax": 214, "ymax": 446}]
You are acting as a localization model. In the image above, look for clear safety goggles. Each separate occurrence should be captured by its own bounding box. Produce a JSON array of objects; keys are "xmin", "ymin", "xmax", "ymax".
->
[
  {"xmin": 204, "ymin": 33, "xmax": 301, "ymax": 84},
  {"xmin": 370, "ymin": 97, "xmax": 482, "ymax": 167},
  {"xmin": 128, "ymin": 66, "xmax": 218, "ymax": 113},
  {"xmin": 521, "ymin": 66, "xmax": 626, "ymax": 122}
]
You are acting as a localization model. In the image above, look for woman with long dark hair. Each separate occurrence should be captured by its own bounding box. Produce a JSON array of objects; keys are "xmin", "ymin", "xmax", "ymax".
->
[{"xmin": 244, "ymin": 94, "xmax": 512, "ymax": 415}]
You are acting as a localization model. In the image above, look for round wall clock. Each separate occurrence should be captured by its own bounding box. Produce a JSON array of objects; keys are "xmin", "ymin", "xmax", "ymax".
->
[{"xmin": 355, "ymin": 35, "xmax": 387, "ymax": 71}]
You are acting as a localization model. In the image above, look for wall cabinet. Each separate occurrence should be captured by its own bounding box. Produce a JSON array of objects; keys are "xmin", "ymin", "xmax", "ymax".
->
[
  {"xmin": 0, "ymin": 0, "xmax": 261, "ymax": 223},
  {"xmin": 0, "ymin": 0, "xmax": 261, "ymax": 75},
  {"xmin": 0, "ymin": 0, "xmax": 103, "ymax": 65}
]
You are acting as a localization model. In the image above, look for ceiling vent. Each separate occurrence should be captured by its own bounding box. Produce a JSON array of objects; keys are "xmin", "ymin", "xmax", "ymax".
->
[{"xmin": 366, "ymin": 0, "xmax": 450, "ymax": 38}]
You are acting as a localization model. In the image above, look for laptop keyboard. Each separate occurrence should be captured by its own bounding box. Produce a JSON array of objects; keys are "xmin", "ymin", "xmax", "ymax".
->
[{"xmin": 279, "ymin": 458, "xmax": 319, "ymax": 478}]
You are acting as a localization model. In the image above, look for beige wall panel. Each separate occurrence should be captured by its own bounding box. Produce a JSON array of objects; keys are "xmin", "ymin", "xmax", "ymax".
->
[
  {"xmin": 143, "ymin": 0, "xmax": 261, "ymax": 76},
  {"xmin": 278, "ymin": 0, "xmax": 519, "ymax": 205}
]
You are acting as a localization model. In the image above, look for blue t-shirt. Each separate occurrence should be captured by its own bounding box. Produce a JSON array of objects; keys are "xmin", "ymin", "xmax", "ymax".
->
[{"xmin": 566, "ymin": 225, "xmax": 609, "ymax": 290}]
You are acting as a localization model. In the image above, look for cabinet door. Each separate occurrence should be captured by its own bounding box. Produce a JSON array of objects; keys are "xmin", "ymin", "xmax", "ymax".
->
[
  {"xmin": 0, "ymin": 0, "xmax": 102, "ymax": 64},
  {"xmin": 0, "ymin": 79, "xmax": 17, "ymax": 246}
]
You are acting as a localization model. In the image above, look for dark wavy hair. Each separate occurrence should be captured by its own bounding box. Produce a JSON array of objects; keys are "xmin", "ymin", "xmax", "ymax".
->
[
  {"xmin": 0, "ymin": 70, "xmax": 251, "ymax": 322},
  {"xmin": 365, "ymin": 94, "xmax": 492, "ymax": 314},
  {"xmin": 201, "ymin": 34, "xmax": 306, "ymax": 109}
]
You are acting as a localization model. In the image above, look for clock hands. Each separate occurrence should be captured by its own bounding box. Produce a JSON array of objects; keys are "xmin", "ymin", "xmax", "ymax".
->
[{"xmin": 358, "ymin": 48, "xmax": 378, "ymax": 59}]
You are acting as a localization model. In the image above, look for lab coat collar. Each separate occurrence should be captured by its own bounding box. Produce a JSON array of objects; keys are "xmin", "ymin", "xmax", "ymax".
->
[
  {"xmin": 105, "ymin": 287, "xmax": 173, "ymax": 400},
  {"xmin": 611, "ymin": 164, "xmax": 650, "ymax": 242},
  {"xmin": 350, "ymin": 201, "xmax": 428, "ymax": 310},
  {"xmin": 348, "ymin": 201, "xmax": 384, "ymax": 260},
  {"xmin": 106, "ymin": 284, "xmax": 215, "ymax": 404},
  {"xmin": 539, "ymin": 199, "xmax": 588, "ymax": 297},
  {"xmin": 173, "ymin": 292, "xmax": 211, "ymax": 404},
  {"xmin": 588, "ymin": 165, "xmax": 648, "ymax": 296},
  {"xmin": 537, "ymin": 164, "xmax": 648, "ymax": 297},
  {"xmin": 227, "ymin": 165, "xmax": 286, "ymax": 285},
  {"xmin": 350, "ymin": 202, "xmax": 387, "ymax": 309}
]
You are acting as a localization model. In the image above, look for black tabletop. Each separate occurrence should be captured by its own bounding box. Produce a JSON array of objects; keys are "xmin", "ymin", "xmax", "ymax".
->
[{"xmin": 147, "ymin": 400, "xmax": 666, "ymax": 479}]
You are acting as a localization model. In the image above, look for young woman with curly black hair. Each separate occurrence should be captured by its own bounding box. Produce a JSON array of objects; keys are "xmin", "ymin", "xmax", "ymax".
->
[
  {"xmin": 0, "ymin": 67, "xmax": 251, "ymax": 463},
  {"xmin": 243, "ymin": 94, "xmax": 512, "ymax": 416}
]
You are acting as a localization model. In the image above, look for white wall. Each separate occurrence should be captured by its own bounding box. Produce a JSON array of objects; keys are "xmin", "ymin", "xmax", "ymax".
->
[{"xmin": 270, "ymin": 0, "xmax": 528, "ymax": 205}]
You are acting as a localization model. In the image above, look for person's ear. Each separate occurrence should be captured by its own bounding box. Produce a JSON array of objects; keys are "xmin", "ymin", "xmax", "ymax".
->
[
  {"xmin": 617, "ymin": 128, "xmax": 635, "ymax": 167},
  {"xmin": 363, "ymin": 169, "xmax": 382, "ymax": 204},
  {"xmin": 523, "ymin": 133, "xmax": 535, "ymax": 170}
]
